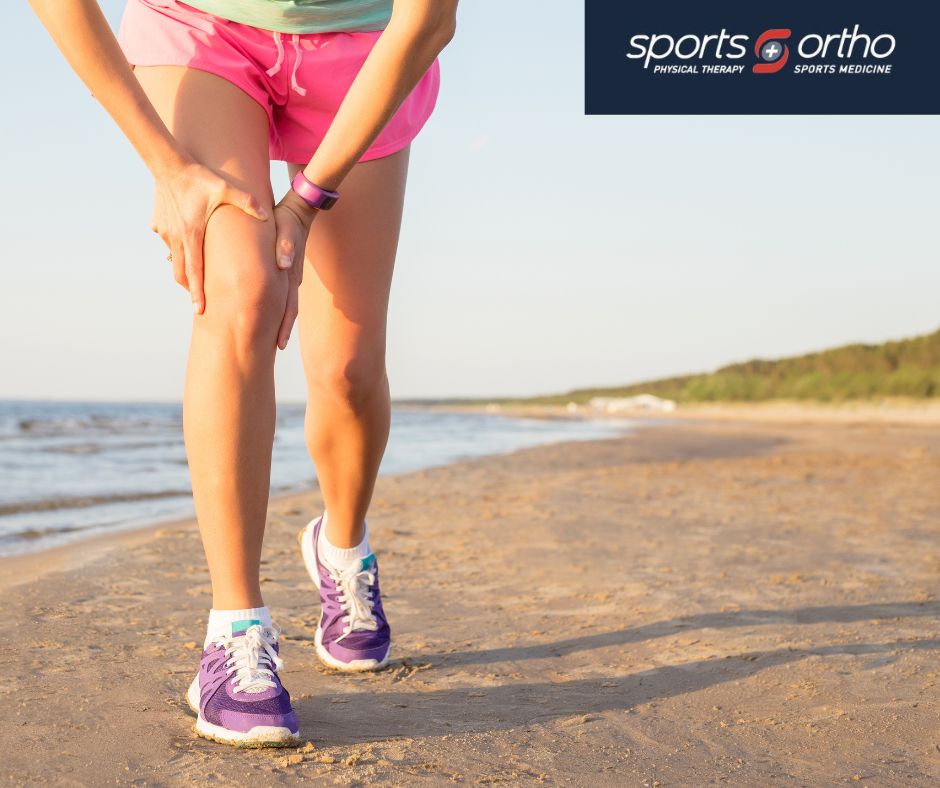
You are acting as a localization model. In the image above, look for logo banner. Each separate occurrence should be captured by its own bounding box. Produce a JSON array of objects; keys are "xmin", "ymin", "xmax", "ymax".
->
[{"xmin": 584, "ymin": 0, "xmax": 940, "ymax": 114}]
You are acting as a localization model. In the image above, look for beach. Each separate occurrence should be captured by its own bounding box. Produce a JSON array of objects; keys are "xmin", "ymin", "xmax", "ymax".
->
[{"xmin": 4, "ymin": 413, "xmax": 940, "ymax": 785}]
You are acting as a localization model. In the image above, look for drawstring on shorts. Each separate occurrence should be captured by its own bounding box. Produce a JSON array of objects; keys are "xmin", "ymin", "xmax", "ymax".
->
[{"xmin": 266, "ymin": 32, "xmax": 307, "ymax": 96}]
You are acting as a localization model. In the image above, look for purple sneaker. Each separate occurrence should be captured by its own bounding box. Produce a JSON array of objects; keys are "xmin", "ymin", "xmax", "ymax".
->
[
  {"xmin": 299, "ymin": 516, "xmax": 391, "ymax": 671},
  {"xmin": 186, "ymin": 620, "xmax": 299, "ymax": 747}
]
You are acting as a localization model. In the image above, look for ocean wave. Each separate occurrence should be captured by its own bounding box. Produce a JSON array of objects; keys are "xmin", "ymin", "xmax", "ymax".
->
[
  {"xmin": 32, "ymin": 439, "xmax": 183, "ymax": 455},
  {"xmin": 11, "ymin": 415, "xmax": 178, "ymax": 437},
  {"xmin": 0, "ymin": 489, "xmax": 192, "ymax": 517}
]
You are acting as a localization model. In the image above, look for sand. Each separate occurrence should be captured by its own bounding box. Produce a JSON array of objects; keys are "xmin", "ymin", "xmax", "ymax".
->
[{"xmin": 3, "ymin": 414, "xmax": 940, "ymax": 785}]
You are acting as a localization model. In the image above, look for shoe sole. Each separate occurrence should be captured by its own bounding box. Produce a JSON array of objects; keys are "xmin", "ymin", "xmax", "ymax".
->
[
  {"xmin": 186, "ymin": 676, "xmax": 299, "ymax": 748},
  {"xmin": 298, "ymin": 521, "xmax": 391, "ymax": 673}
]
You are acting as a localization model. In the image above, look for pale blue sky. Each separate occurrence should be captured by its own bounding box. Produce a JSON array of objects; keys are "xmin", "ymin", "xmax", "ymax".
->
[{"xmin": 2, "ymin": 0, "xmax": 938, "ymax": 401}]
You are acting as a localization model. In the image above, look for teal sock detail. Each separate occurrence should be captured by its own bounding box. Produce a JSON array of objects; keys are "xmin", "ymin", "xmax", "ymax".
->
[{"xmin": 232, "ymin": 618, "xmax": 262, "ymax": 634}]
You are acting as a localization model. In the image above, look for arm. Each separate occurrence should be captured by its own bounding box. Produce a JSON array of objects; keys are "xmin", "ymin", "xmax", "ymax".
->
[
  {"xmin": 28, "ymin": 0, "xmax": 269, "ymax": 314},
  {"xmin": 302, "ymin": 0, "xmax": 458, "ymax": 190},
  {"xmin": 28, "ymin": 0, "xmax": 187, "ymax": 179},
  {"xmin": 273, "ymin": 0, "xmax": 458, "ymax": 348}
]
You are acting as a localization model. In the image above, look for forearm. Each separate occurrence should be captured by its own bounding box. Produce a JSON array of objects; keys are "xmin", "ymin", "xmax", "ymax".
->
[
  {"xmin": 29, "ymin": 0, "xmax": 187, "ymax": 177},
  {"xmin": 302, "ymin": 5, "xmax": 457, "ymax": 191}
]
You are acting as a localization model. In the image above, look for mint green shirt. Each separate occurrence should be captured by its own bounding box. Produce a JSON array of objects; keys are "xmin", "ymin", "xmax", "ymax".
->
[{"xmin": 183, "ymin": 0, "xmax": 393, "ymax": 33}]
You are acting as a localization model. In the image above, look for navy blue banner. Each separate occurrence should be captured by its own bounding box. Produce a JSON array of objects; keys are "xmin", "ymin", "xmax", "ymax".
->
[{"xmin": 585, "ymin": 0, "xmax": 940, "ymax": 114}]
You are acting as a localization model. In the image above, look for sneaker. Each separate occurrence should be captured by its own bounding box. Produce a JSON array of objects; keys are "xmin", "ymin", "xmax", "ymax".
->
[
  {"xmin": 298, "ymin": 516, "xmax": 391, "ymax": 671},
  {"xmin": 186, "ymin": 620, "xmax": 299, "ymax": 747}
]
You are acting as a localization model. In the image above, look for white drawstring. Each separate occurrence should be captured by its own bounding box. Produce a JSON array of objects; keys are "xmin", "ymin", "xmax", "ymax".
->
[
  {"xmin": 289, "ymin": 34, "xmax": 307, "ymax": 96},
  {"xmin": 266, "ymin": 32, "xmax": 285, "ymax": 78},
  {"xmin": 266, "ymin": 32, "xmax": 306, "ymax": 96}
]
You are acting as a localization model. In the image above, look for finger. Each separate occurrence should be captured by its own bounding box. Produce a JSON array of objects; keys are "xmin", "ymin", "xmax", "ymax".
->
[
  {"xmin": 277, "ymin": 286, "xmax": 299, "ymax": 350},
  {"xmin": 219, "ymin": 183, "xmax": 269, "ymax": 222},
  {"xmin": 184, "ymin": 232, "xmax": 206, "ymax": 315},
  {"xmin": 276, "ymin": 235, "xmax": 294, "ymax": 270},
  {"xmin": 169, "ymin": 240, "xmax": 187, "ymax": 287}
]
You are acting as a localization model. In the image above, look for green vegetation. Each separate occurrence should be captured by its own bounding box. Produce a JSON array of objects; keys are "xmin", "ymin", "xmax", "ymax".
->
[{"xmin": 510, "ymin": 327, "xmax": 940, "ymax": 405}]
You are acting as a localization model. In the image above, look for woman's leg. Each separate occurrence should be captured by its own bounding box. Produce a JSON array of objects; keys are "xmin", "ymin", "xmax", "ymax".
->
[
  {"xmin": 135, "ymin": 67, "xmax": 286, "ymax": 609},
  {"xmin": 290, "ymin": 148, "xmax": 409, "ymax": 548}
]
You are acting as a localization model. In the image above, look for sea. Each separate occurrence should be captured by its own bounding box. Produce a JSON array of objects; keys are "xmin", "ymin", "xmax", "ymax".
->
[{"xmin": 0, "ymin": 400, "xmax": 630, "ymax": 557}]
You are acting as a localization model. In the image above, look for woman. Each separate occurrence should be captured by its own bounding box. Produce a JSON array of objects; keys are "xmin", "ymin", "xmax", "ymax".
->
[{"xmin": 29, "ymin": 0, "xmax": 457, "ymax": 747}]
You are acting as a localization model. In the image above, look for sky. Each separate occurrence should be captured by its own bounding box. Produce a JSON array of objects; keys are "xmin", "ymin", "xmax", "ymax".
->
[{"xmin": 1, "ymin": 0, "xmax": 938, "ymax": 401}]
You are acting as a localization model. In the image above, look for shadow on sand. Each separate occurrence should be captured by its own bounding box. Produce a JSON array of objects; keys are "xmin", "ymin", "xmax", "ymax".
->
[{"xmin": 295, "ymin": 600, "xmax": 940, "ymax": 744}]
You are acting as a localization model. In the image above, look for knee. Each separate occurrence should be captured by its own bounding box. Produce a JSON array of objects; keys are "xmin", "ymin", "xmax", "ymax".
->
[
  {"xmin": 312, "ymin": 349, "xmax": 387, "ymax": 413},
  {"xmin": 228, "ymin": 273, "xmax": 284, "ymax": 356},
  {"xmin": 202, "ymin": 220, "xmax": 285, "ymax": 358}
]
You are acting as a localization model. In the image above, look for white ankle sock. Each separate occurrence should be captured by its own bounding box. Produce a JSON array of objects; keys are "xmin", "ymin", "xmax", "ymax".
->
[
  {"xmin": 317, "ymin": 511, "xmax": 371, "ymax": 571},
  {"xmin": 205, "ymin": 606, "xmax": 272, "ymax": 648}
]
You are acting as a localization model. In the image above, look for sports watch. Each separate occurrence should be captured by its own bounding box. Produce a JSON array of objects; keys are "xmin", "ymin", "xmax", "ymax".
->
[{"xmin": 290, "ymin": 171, "xmax": 340, "ymax": 210}]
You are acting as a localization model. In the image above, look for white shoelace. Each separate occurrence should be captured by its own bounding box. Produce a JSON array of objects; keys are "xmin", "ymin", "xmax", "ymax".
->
[
  {"xmin": 331, "ymin": 560, "xmax": 378, "ymax": 643},
  {"xmin": 213, "ymin": 625, "xmax": 284, "ymax": 694}
]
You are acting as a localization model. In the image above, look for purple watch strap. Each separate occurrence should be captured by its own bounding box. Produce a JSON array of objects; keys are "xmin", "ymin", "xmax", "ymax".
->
[{"xmin": 291, "ymin": 172, "xmax": 340, "ymax": 210}]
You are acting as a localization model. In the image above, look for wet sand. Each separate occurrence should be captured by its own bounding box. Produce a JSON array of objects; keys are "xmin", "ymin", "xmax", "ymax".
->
[{"xmin": 4, "ymin": 415, "xmax": 940, "ymax": 785}]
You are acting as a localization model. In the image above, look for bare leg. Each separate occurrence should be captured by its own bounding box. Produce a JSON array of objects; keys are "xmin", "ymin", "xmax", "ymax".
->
[
  {"xmin": 290, "ymin": 148, "xmax": 409, "ymax": 548},
  {"xmin": 135, "ymin": 67, "xmax": 285, "ymax": 608}
]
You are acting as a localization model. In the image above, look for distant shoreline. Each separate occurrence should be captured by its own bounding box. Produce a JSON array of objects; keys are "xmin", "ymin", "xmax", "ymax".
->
[
  {"xmin": 0, "ymin": 406, "xmax": 633, "ymax": 564},
  {"xmin": 5, "ymin": 398, "xmax": 937, "ymax": 572},
  {"xmin": 425, "ymin": 398, "xmax": 940, "ymax": 426}
]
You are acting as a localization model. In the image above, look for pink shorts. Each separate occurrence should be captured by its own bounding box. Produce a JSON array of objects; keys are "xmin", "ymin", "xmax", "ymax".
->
[{"xmin": 117, "ymin": 0, "xmax": 440, "ymax": 163}]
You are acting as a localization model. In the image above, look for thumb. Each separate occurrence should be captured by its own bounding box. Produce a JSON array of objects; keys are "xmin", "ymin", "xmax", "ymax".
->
[
  {"xmin": 219, "ymin": 183, "xmax": 269, "ymax": 222},
  {"xmin": 276, "ymin": 234, "xmax": 294, "ymax": 271}
]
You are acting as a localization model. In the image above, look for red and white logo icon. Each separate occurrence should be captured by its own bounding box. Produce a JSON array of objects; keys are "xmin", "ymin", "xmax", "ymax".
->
[{"xmin": 753, "ymin": 28, "xmax": 792, "ymax": 73}]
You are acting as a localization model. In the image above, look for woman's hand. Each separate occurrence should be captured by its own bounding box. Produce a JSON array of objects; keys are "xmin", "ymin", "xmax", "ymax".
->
[
  {"xmin": 152, "ymin": 159, "xmax": 269, "ymax": 314},
  {"xmin": 272, "ymin": 190, "xmax": 318, "ymax": 349}
]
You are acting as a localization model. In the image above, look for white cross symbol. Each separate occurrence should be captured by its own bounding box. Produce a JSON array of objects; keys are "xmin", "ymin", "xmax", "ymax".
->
[{"xmin": 764, "ymin": 42, "xmax": 781, "ymax": 60}]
